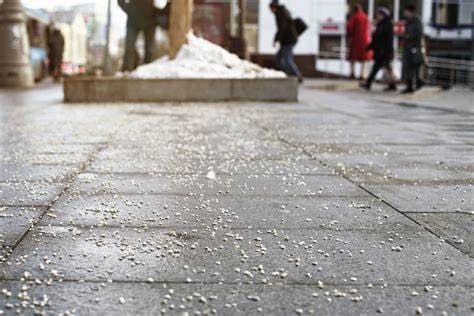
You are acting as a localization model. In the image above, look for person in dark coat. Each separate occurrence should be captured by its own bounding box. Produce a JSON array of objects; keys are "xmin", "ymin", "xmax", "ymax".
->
[
  {"xmin": 119, "ymin": 0, "xmax": 169, "ymax": 72},
  {"xmin": 347, "ymin": 4, "xmax": 372, "ymax": 80},
  {"xmin": 47, "ymin": 27, "xmax": 65, "ymax": 82},
  {"xmin": 270, "ymin": 0, "xmax": 303, "ymax": 82},
  {"xmin": 361, "ymin": 7, "xmax": 397, "ymax": 91},
  {"xmin": 401, "ymin": 4, "xmax": 425, "ymax": 93}
]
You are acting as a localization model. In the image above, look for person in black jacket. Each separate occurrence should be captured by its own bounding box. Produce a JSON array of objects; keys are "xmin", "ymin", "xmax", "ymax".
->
[
  {"xmin": 401, "ymin": 4, "xmax": 425, "ymax": 93},
  {"xmin": 270, "ymin": 0, "xmax": 303, "ymax": 82},
  {"xmin": 119, "ymin": 0, "xmax": 169, "ymax": 71},
  {"xmin": 47, "ymin": 26, "xmax": 65, "ymax": 82},
  {"xmin": 361, "ymin": 7, "xmax": 397, "ymax": 91}
]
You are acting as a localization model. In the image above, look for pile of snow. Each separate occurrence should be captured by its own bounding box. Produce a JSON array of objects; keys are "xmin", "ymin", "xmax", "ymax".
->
[{"xmin": 130, "ymin": 34, "xmax": 286, "ymax": 79}]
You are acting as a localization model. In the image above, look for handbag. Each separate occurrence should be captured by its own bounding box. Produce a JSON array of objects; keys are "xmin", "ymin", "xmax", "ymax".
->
[{"xmin": 294, "ymin": 18, "xmax": 308, "ymax": 36}]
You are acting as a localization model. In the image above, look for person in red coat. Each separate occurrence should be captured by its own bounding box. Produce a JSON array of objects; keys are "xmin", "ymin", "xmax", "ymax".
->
[{"xmin": 347, "ymin": 4, "xmax": 373, "ymax": 79}]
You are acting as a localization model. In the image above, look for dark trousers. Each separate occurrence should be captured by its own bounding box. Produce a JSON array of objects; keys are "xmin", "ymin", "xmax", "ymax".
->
[
  {"xmin": 123, "ymin": 25, "xmax": 156, "ymax": 72},
  {"xmin": 404, "ymin": 64, "xmax": 422, "ymax": 90},
  {"xmin": 366, "ymin": 60, "xmax": 395, "ymax": 87},
  {"xmin": 48, "ymin": 54, "xmax": 63, "ymax": 80},
  {"xmin": 276, "ymin": 44, "xmax": 302, "ymax": 80}
]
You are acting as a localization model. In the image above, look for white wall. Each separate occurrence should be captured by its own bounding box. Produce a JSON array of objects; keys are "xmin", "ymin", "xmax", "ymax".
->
[{"xmin": 258, "ymin": 0, "xmax": 347, "ymax": 55}]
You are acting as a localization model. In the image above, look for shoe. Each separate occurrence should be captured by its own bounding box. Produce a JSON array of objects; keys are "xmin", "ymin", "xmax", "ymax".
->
[
  {"xmin": 416, "ymin": 80, "xmax": 426, "ymax": 90},
  {"xmin": 298, "ymin": 77, "xmax": 304, "ymax": 84},
  {"xmin": 401, "ymin": 88, "xmax": 415, "ymax": 94},
  {"xmin": 360, "ymin": 82, "xmax": 371, "ymax": 90},
  {"xmin": 383, "ymin": 84, "xmax": 397, "ymax": 92}
]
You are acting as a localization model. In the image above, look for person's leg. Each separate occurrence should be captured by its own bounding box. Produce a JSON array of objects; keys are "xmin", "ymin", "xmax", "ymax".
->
[
  {"xmin": 48, "ymin": 55, "xmax": 55, "ymax": 77},
  {"xmin": 282, "ymin": 44, "xmax": 303, "ymax": 81},
  {"xmin": 360, "ymin": 62, "xmax": 366, "ymax": 80},
  {"xmin": 403, "ymin": 65, "xmax": 415, "ymax": 93},
  {"xmin": 123, "ymin": 26, "xmax": 139, "ymax": 71},
  {"xmin": 362, "ymin": 61, "xmax": 382, "ymax": 89},
  {"xmin": 350, "ymin": 61, "xmax": 355, "ymax": 79},
  {"xmin": 415, "ymin": 65, "xmax": 425, "ymax": 89},
  {"xmin": 144, "ymin": 26, "xmax": 156, "ymax": 64},
  {"xmin": 384, "ymin": 63, "xmax": 397, "ymax": 91},
  {"xmin": 55, "ymin": 57, "xmax": 63, "ymax": 81},
  {"xmin": 275, "ymin": 47, "xmax": 285, "ymax": 72}
]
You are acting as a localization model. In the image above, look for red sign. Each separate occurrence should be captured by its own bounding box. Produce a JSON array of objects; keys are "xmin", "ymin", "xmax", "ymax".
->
[
  {"xmin": 192, "ymin": 3, "xmax": 228, "ymax": 47},
  {"xmin": 394, "ymin": 20, "xmax": 405, "ymax": 35}
]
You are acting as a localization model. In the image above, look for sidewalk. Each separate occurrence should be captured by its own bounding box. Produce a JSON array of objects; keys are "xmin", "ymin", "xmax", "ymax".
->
[{"xmin": 0, "ymin": 82, "xmax": 473, "ymax": 315}]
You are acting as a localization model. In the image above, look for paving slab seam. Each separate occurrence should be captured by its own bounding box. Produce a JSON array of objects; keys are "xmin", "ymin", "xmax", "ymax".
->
[
  {"xmin": 404, "ymin": 211, "xmax": 473, "ymax": 215},
  {"xmin": 3, "ymin": 119, "xmax": 130, "ymax": 262},
  {"xmin": 28, "ymin": 224, "xmax": 425, "ymax": 233},
  {"xmin": 6, "ymin": 146, "xmax": 109, "ymax": 253},
  {"xmin": 83, "ymin": 171, "xmax": 336, "ymax": 177},
  {"xmin": 249, "ymin": 119, "xmax": 473, "ymax": 259},
  {"xmin": 2, "ymin": 278, "xmax": 472, "ymax": 288},
  {"xmin": 69, "ymin": 192, "xmax": 371, "ymax": 198},
  {"xmin": 375, "ymin": 99, "xmax": 474, "ymax": 116},
  {"xmin": 299, "ymin": 96, "xmax": 467, "ymax": 141},
  {"xmin": 0, "ymin": 204, "xmax": 53, "ymax": 208}
]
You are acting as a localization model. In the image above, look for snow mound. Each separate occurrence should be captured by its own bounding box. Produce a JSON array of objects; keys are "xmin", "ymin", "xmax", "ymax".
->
[{"xmin": 130, "ymin": 33, "xmax": 286, "ymax": 79}]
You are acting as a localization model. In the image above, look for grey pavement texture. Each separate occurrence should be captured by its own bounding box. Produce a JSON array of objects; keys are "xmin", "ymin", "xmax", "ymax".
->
[{"xmin": 0, "ymin": 82, "xmax": 473, "ymax": 315}]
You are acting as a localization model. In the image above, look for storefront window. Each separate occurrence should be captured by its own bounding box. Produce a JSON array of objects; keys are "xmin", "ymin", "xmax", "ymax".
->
[{"xmin": 431, "ymin": 0, "xmax": 461, "ymax": 27}]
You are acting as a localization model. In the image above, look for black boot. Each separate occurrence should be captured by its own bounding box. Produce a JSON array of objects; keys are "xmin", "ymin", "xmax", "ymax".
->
[
  {"xmin": 401, "ymin": 80, "xmax": 415, "ymax": 94},
  {"xmin": 360, "ymin": 81, "xmax": 371, "ymax": 91},
  {"xmin": 416, "ymin": 79, "xmax": 426, "ymax": 90},
  {"xmin": 383, "ymin": 83, "xmax": 397, "ymax": 92}
]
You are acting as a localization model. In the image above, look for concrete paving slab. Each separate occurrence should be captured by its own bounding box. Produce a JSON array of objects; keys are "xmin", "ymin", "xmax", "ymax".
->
[
  {"xmin": 0, "ymin": 281, "xmax": 472, "ymax": 316},
  {"xmin": 86, "ymin": 158, "xmax": 335, "ymax": 176},
  {"xmin": 363, "ymin": 184, "xmax": 473, "ymax": 213},
  {"xmin": 0, "ymin": 165, "xmax": 78, "ymax": 182},
  {"xmin": 2, "ymin": 227, "xmax": 472, "ymax": 286},
  {"xmin": 0, "ymin": 182, "xmax": 66, "ymax": 207},
  {"xmin": 0, "ymin": 207, "xmax": 43, "ymax": 247},
  {"xmin": 408, "ymin": 213, "xmax": 473, "ymax": 256},
  {"xmin": 68, "ymin": 173, "xmax": 366, "ymax": 197},
  {"xmin": 45, "ymin": 194, "xmax": 419, "ymax": 231}
]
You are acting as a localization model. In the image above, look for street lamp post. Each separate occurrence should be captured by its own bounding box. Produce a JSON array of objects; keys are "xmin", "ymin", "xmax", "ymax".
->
[
  {"xmin": 0, "ymin": 0, "xmax": 34, "ymax": 87},
  {"xmin": 102, "ymin": 0, "xmax": 113, "ymax": 76}
]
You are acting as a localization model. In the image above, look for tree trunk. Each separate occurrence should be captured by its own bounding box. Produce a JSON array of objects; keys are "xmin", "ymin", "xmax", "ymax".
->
[{"xmin": 169, "ymin": 0, "xmax": 194, "ymax": 59}]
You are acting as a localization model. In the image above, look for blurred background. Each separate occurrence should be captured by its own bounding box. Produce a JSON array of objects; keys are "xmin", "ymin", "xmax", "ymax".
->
[{"xmin": 6, "ymin": 0, "xmax": 474, "ymax": 86}]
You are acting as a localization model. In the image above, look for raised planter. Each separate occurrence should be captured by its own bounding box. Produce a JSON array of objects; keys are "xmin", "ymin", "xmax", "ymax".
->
[{"xmin": 63, "ymin": 76, "xmax": 298, "ymax": 103}]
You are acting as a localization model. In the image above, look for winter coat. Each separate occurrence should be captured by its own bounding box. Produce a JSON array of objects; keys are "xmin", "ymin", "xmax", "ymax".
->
[
  {"xmin": 347, "ymin": 10, "xmax": 373, "ymax": 61},
  {"xmin": 273, "ymin": 5, "xmax": 298, "ymax": 46},
  {"xmin": 47, "ymin": 30, "xmax": 65, "ymax": 62},
  {"xmin": 118, "ymin": 0, "xmax": 157, "ymax": 29},
  {"xmin": 402, "ymin": 17, "xmax": 424, "ymax": 66},
  {"xmin": 367, "ymin": 16, "xmax": 394, "ymax": 65}
]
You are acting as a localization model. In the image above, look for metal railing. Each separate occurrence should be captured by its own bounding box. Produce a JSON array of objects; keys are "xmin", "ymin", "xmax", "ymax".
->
[
  {"xmin": 424, "ymin": 56, "xmax": 474, "ymax": 88},
  {"xmin": 317, "ymin": 48, "xmax": 474, "ymax": 88}
]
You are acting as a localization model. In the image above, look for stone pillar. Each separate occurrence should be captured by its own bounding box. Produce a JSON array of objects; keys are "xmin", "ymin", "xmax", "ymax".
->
[
  {"xmin": 0, "ymin": 0, "xmax": 34, "ymax": 87},
  {"xmin": 169, "ymin": 0, "xmax": 193, "ymax": 59}
]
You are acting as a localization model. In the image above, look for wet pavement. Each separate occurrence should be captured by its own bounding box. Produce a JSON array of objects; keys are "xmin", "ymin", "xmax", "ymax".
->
[{"xmin": 0, "ymin": 82, "xmax": 473, "ymax": 315}]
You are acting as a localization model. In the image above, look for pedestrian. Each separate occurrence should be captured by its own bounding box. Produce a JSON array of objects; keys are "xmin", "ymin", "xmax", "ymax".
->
[
  {"xmin": 347, "ymin": 4, "xmax": 372, "ymax": 80},
  {"xmin": 401, "ymin": 4, "xmax": 425, "ymax": 94},
  {"xmin": 361, "ymin": 7, "xmax": 397, "ymax": 91},
  {"xmin": 47, "ymin": 26, "xmax": 65, "ymax": 82},
  {"xmin": 269, "ymin": 0, "xmax": 303, "ymax": 83},
  {"xmin": 119, "ymin": 0, "xmax": 163, "ymax": 72}
]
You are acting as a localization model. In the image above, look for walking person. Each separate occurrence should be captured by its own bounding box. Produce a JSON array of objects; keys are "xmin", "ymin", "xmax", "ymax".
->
[
  {"xmin": 361, "ymin": 7, "xmax": 397, "ymax": 91},
  {"xmin": 269, "ymin": 0, "xmax": 303, "ymax": 83},
  {"xmin": 401, "ymin": 4, "xmax": 425, "ymax": 94},
  {"xmin": 47, "ymin": 26, "xmax": 65, "ymax": 82},
  {"xmin": 347, "ymin": 4, "xmax": 372, "ymax": 80},
  {"xmin": 119, "ymin": 0, "xmax": 159, "ymax": 72}
]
